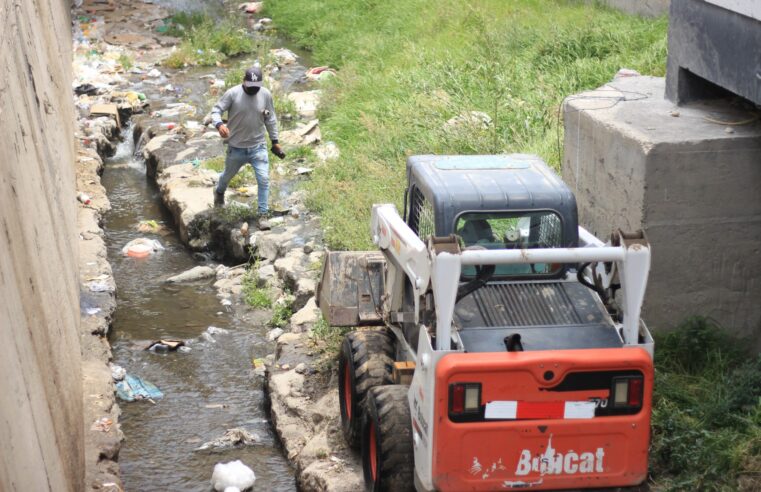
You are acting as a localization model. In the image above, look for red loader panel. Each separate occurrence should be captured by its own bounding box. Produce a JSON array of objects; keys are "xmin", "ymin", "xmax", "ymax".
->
[{"xmin": 432, "ymin": 348, "xmax": 653, "ymax": 491}]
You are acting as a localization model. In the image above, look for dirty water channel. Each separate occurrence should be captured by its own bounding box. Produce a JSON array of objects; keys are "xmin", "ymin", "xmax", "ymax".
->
[
  {"xmin": 99, "ymin": 3, "xmax": 316, "ymax": 488},
  {"xmin": 103, "ymin": 132, "xmax": 295, "ymax": 491}
]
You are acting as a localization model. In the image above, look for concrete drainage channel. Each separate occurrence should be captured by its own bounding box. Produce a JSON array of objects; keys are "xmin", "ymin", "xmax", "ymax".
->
[{"xmin": 74, "ymin": 0, "xmax": 360, "ymax": 490}]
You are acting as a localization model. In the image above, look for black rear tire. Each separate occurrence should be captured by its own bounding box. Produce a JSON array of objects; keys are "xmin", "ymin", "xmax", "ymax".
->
[
  {"xmin": 362, "ymin": 385, "xmax": 415, "ymax": 492},
  {"xmin": 338, "ymin": 329, "xmax": 395, "ymax": 449}
]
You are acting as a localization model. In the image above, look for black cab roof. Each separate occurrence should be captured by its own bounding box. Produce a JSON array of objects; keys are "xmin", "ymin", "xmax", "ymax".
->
[{"xmin": 406, "ymin": 154, "xmax": 579, "ymax": 246}]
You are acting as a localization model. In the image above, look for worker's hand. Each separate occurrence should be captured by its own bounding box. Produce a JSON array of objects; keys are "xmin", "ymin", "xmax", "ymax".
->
[
  {"xmin": 272, "ymin": 143, "xmax": 286, "ymax": 159},
  {"xmin": 218, "ymin": 124, "xmax": 230, "ymax": 139}
]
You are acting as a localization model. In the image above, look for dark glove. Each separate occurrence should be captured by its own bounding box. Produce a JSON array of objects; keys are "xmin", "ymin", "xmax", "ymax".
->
[{"xmin": 271, "ymin": 143, "xmax": 286, "ymax": 159}]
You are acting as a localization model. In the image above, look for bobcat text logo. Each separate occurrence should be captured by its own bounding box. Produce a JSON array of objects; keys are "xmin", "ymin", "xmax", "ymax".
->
[{"xmin": 515, "ymin": 434, "xmax": 604, "ymax": 476}]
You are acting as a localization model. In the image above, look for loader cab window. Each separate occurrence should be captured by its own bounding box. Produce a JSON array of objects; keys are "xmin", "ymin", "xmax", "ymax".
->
[
  {"xmin": 456, "ymin": 211, "xmax": 563, "ymax": 277},
  {"xmin": 408, "ymin": 186, "xmax": 435, "ymax": 240}
]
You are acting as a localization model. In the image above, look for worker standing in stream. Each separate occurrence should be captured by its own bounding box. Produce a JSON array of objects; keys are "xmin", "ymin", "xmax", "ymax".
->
[{"xmin": 211, "ymin": 65, "xmax": 285, "ymax": 213}]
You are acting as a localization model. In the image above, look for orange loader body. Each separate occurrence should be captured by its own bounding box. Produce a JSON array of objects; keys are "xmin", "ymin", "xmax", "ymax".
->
[{"xmin": 431, "ymin": 348, "xmax": 653, "ymax": 491}]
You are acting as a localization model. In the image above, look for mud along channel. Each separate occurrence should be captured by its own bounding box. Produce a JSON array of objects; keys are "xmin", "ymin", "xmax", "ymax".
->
[{"xmin": 102, "ymin": 134, "xmax": 295, "ymax": 491}]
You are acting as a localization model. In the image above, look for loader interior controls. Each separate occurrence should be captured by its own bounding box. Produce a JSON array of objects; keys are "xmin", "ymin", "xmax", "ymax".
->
[{"xmin": 455, "ymin": 211, "xmax": 564, "ymax": 278}]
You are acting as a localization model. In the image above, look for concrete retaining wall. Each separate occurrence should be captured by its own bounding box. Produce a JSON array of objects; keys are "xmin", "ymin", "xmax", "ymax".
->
[
  {"xmin": 0, "ymin": 0, "xmax": 84, "ymax": 490},
  {"xmin": 563, "ymin": 76, "xmax": 761, "ymax": 342}
]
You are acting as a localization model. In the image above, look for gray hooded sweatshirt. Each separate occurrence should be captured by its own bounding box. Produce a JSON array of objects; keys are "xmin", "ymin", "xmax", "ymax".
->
[{"xmin": 211, "ymin": 85, "xmax": 279, "ymax": 148}]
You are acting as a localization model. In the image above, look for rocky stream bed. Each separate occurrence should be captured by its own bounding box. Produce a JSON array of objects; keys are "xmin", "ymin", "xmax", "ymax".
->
[{"xmin": 73, "ymin": 0, "xmax": 361, "ymax": 490}]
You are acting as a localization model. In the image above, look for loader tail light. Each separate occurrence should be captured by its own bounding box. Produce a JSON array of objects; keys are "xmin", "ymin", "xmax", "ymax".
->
[
  {"xmin": 449, "ymin": 383, "xmax": 481, "ymax": 416},
  {"xmin": 612, "ymin": 375, "xmax": 644, "ymax": 409}
]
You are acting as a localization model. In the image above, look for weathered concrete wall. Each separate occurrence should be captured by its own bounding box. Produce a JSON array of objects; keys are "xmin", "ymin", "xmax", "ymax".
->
[
  {"xmin": 0, "ymin": 0, "xmax": 84, "ymax": 490},
  {"xmin": 666, "ymin": 0, "xmax": 761, "ymax": 105},
  {"xmin": 563, "ymin": 76, "xmax": 761, "ymax": 341},
  {"xmin": 587, "ymin": 0, "xmax": 670, "ymax": 17}
]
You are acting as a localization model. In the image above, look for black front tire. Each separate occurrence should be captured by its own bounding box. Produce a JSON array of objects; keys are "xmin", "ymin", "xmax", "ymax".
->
[
  {"xmin": 338, "ymin": 329, "xmax": 395, "ymax": 449},
  {"xmin": 362, "ymin": 385, "xmax": 415, "ymax": 492}
]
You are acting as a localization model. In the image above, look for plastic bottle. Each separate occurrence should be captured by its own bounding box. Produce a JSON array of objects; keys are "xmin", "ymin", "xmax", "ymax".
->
[{"xmin": 77, "ymin": 192, "xmax": 91, "ymax": 205}]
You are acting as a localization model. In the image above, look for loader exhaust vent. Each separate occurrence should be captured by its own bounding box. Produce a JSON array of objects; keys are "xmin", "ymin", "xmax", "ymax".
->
[{"xmin": 471, "ymin": 282, "xmax": 589, "ymax": 327}]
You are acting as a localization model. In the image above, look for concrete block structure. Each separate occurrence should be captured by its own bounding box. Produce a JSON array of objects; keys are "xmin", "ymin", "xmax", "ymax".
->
[
  {"xmin": 667, "ymin": 0, "xmax": 761, "ymax": 105},
  {"xmin": 563, "ymin": 76, "xmax": 761, "ymax": 341},
  {"xmin": 0, "ymin": 0, "xmax": 84, "ymax": 489}
]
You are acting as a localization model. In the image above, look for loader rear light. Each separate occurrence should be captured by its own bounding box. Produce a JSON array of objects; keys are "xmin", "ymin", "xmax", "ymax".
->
[
  {"xmin": 611, "ymin": 375, "xmax": 644, "ymax": 409},
  {"xmin": 449, "ymin": 383, "xmax": 481, "ymax": 415}
]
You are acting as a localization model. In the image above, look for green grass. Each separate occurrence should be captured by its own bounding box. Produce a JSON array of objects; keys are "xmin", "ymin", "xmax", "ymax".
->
[
  {"xmin": 269, "ymin": 300, "xmax": 293, "ymax": 328},
  {"xmin": 118, "ymin": 53, "xmax": 133, "ymax": 71},
  {"xmin": 264, "ymin": 0, "xmax": 668, "ymax": 249},
  {"xmin": 217, "ymin": 202, "xmax": 257, "ymax": 223},
  {"xmin": 650, "ymin": 318, "xmax": 761, "ymax": 490},
  {"xmin": 242, "ymin": 269, "xmax": 273, "ymax": 309},
  {"xmin": 163, "ymin": 13, "xmax": 257, "ymax": 68},
  {"xmin": 310, "ymin": 315, "xmax": 352, "ymax": 371}
]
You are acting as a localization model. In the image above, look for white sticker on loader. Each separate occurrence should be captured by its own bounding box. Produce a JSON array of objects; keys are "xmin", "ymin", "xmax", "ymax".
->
[{"xmin": 514, "ymin": 434, "xmax": 604, "ymax": 476}]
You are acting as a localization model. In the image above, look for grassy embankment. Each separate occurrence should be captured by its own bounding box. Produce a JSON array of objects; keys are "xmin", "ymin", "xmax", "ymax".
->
[
  {"xmin": 264, "ymin": 1, "xmax": 761, "ymax": 489},
  {"xmin": 265, "ymin": 0, "xmax": 667, "ymax": 250}
]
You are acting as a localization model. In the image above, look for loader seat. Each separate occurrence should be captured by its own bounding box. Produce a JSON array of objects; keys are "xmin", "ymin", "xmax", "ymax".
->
[{"xmin": 459, "ymin": 219, "xmax": 495, "ymax": 245}]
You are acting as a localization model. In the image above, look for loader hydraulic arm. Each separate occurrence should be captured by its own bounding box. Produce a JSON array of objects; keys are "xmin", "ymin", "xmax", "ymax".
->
[{"xmin": 371, "ymin": 204, "xmax": 431, "ymax": 324}]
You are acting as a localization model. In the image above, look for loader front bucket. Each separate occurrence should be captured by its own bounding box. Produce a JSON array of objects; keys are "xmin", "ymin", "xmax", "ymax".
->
[{"xmin": 316, "ymin": 251, "xmax": 386, "ymax": 326}]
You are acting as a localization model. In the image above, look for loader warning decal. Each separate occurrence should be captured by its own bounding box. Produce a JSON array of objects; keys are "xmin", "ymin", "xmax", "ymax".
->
[{"xmin": 514, "ymin": 434, "xmax": 604, "ymax": 477}]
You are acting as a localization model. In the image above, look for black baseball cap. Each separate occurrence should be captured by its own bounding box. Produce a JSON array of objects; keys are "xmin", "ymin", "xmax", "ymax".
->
[{"xmin": 243, "ymin": 67, "xmax": 263, "ymax": 88}]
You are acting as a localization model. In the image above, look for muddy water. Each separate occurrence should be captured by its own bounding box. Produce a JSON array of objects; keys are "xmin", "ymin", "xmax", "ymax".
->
[{"xmin": 103, "ymin": 134, "xmax": 295, "ymax": 491}]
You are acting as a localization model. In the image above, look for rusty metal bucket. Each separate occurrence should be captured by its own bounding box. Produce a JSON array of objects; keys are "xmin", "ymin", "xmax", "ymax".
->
[{"xmin": 316, "ymin": 251, "xmax": 386, "ymax": 326}]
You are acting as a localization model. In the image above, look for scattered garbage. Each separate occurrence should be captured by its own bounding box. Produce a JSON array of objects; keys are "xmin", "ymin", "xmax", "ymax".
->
[
  {"xmin": 184, "ymin": 120, "xmax": 202, "ymax": 131},
  {"xmin": 85, "ymin": 307, "xmax": 101, "ymax": 315},
  {"xmin": 90, "ymin": 103, "xmax": 121, "ymax": 126},
  {"xmin": 146, "ymin": 339, "xmax": 185, "ymax": 352},
  {"xmin": 271, "ymin": 47, "xmax": 298, "ymax": 65},
  {"xmin": 238, "ymin": 1, "xmax": 263, "ymax": 14},
  {"xmin": 116, "ymin": 374, "xmax": 164, "ymax": 402},
  {"xmin": 90, "ymin": 417, "xmax": 113, "ymax": 432},
  {"xmin": 196, "ymin": 428, "xmax": 259, "ymax": 451},
  {"xmin": 315, "ymin": 141, "xmax": 340, "ymax": 162},
  {"xmin": 74, "ymin": 83, "xmax": 99, "ymax": 95},
  {"xmin": 208, "ymin": 78, "xmax": 226, "ymax": 95},
  {"xmin": 280, "ymin": 119, "xmax": 321, "ymax": 146},
  {"xmin": 305, "ymin": 66, "xmax": 336, "ymax": 82},
  {"xmin": 202, "ymin": 326, "xmax": 231, "ymax": 343},
  {"xmin": 210, "ymin": 460, "xmax": 256, "ymax": 492},
  {"xmin": 295, "ymin": 167, "xmax": 313, "ymax": 175},
  {"xmin": 110, "ymin": 363, "xmax": 126, "ymax": 381},
  {"xmin": 207, "ymin": 326, "xmax": 230, "ymax": 336},
  {"xmin": 166, "ymin": 265, "xmax": 216, "ymax": 283},
  {"xmin": 444, "ymin": 111, "xmax": 492, "ymax": 131},
  {"xmin": 147, "ymin": 68, "xmax": 162, "ymax": 78},
  {"xmin": 136, "ymin": 219, "xmax": 166, "ymax": 234},
  {"xmin": 77, "ymin": 192, "xmax": 92, "ymax": 204},
  {"xmin": 121, "ymin": 238, "xmax": 164, "ymax": 258},
  {"xmin": 615, "ymin": 68, "xmax": 641, "ymax": 78}
]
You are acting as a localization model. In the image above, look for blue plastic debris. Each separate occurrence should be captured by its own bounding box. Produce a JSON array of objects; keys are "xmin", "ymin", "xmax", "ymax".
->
[{"xmin": 116, "ymin": 374, "xmax": 164, "ymax": 402}]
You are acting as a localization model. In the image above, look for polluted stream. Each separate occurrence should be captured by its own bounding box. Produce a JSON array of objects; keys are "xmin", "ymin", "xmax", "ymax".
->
[
  {"xmin": 97, "ymin": 2, "xmax": 321, "ymax": 488},
  {"xmin": 103, "ymin": 132, "xmax": 296, "ymax": 491}
]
